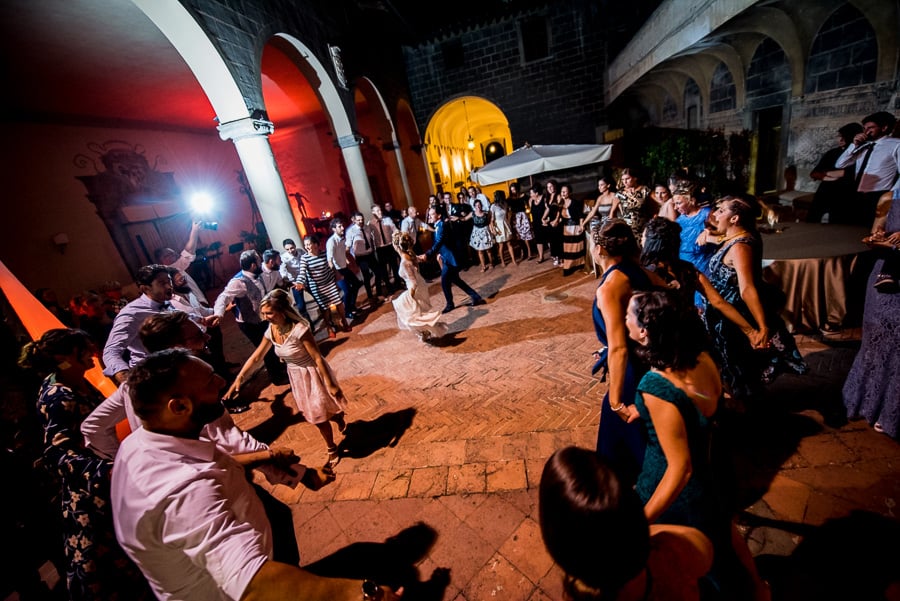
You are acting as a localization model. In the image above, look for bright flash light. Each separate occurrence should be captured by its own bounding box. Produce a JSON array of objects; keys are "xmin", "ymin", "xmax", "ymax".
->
[{"xmin": 189, "ymin": 192, "xmax": 214, "ymax": 214}]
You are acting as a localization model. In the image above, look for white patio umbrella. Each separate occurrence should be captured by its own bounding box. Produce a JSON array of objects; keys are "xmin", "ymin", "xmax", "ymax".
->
[{"xmin": 470, "ymin": 143, "xmax": 613, "ymax": 185}]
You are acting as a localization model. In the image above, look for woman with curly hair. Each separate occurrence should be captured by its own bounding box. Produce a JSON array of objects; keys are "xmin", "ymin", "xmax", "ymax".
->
[
  {"xmin": 19, "ymin": 329, "xmax": 151, "ymax": 600},
  {"xmin": 626, "ymin": 291, "xmax": 770, "ymax": 601}
]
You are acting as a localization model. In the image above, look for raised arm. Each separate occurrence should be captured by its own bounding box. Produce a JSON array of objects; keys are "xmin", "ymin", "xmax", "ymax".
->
[
  {"xmin": 184, "ymin": 220, "xmax": 202, "ymax": 255},
  {"xmin": 223, "ymin": 335, "xmax": 274, "ymax": 400}
]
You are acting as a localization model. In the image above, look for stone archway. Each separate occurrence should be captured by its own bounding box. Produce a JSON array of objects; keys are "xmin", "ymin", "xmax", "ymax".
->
[{"xmin": 424, "ymin": 96, "xmax": 511, "ymax": 197}]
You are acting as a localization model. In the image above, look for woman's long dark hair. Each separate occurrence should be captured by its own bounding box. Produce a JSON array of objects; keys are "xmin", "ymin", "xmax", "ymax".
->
[
  {"xmin": 640, "ymin": 217, "xmax": 699, "ymax": 299},
  {"xmin": 539, "ymin": 447, "xmax": 649, "ymax": 600}
]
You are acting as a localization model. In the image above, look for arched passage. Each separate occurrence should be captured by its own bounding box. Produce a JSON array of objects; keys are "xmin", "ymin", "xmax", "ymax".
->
[
  {"xmin": 270, "ymin": 35, "xmax": 375, "ymax": 220},
  {"xmin": 134, "ymin": 1, "xmax": 301, "ymax": 249},
  {"xmin": 424, "ymin": 96, "xmax": 510, "ymax": 197},
  {"xmin": 354, "ymin": 78, "xmax": 414, "ymax": 211}
]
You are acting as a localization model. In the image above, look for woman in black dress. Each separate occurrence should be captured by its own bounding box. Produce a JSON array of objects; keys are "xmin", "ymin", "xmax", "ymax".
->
[{"xmin": 529, "ymin": 185, "xmax": 551, "ymax": 263}]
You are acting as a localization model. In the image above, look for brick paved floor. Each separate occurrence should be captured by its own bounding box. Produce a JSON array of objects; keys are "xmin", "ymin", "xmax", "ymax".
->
[{"xmin": 222, "ymin": 259, "xmax": 900, "ymax": 600}]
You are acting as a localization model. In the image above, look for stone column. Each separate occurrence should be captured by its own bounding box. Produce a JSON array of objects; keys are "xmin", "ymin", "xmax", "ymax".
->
[
  {"xmin": 218, "ymin": 116, "xmax": 300, "ymax": 248},
  {"xmin": 337, "ymin": 134, "xmax": 375, "ymax": 216},
  {"xmin": 388, "ymin": 137, "xmax": 415, "ymax": 208}
]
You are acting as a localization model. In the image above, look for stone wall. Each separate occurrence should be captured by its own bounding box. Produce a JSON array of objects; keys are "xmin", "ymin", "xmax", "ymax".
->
[{"xmin": 402, "ymin": 1, "xmax": 606, "ymax": 147}]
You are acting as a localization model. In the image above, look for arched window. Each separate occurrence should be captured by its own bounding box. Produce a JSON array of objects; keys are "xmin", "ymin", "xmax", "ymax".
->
[
  {"xmin": 709, "ymin": 62, "xmax": 736, "ymax": 113},
  {"xmin": 804, "ymin": 4, "xmax": 876, "ymax": 94},
  {"xmin": 746, "ymin": 38, "xmax": 790, "ymax": 105},
  {"xmin": 662, "ymin": 93, "xmax": 678, "ymax": 122},
  {"xmin": 684, "ymin": 78, "xmax": 701, "ymax": 128}
]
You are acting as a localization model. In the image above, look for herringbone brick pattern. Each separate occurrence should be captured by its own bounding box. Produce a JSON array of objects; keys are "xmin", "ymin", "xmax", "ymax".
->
[{"xmin": 222, "ymin": 259, "xmax": 900, "ymax": 600}]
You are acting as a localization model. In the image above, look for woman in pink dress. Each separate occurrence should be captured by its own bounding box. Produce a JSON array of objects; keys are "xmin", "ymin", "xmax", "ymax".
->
[{"xmin": 225, "ymin": 289, "xmax": 347, "ymax": 467}]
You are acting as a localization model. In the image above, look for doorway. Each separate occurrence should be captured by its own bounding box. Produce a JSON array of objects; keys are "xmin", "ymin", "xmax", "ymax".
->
[{"xmin": 754, "ymin": 106, "xmax": 782, "ymax": 195}]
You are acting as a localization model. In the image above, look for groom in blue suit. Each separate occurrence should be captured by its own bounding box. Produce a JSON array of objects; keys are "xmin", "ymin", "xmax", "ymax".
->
[{"xmin": 419, "ymin": 205, "xmax": 485, "ymax": 313}]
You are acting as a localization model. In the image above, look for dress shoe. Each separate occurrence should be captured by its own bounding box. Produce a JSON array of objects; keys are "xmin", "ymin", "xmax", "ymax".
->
[
  {"xmin": 441, "ymin": 304, "xmax": 456, "ymax": 314},
  {"xmin": 471, "ymin": 298, "xmax": 486, "ymax": 307},
  {"xmin": 226, "ymin": 403, "xmax": 251, "ymax": 414}
]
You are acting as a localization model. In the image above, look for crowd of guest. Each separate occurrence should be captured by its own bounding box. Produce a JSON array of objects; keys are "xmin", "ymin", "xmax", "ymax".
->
[{"xmin": 8, "ymin": 107, "xmax": 899, "ymax": 600}]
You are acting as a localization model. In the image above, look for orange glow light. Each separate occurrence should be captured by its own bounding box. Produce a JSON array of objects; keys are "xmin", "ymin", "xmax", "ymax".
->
[{"xmin": 0, "ymin": 259, "xmax": 117, "ymax": 397}]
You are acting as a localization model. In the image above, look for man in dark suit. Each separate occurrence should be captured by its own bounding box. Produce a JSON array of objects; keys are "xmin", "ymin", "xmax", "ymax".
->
[{"xmin": 418, "ymin": 205, "xmax": 485, "ymax": 313}]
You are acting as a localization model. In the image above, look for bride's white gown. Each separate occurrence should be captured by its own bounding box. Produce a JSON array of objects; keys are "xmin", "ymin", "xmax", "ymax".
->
[{"xmin": 392, "ymin": 257, "xmax": 448, "ymax": 339}]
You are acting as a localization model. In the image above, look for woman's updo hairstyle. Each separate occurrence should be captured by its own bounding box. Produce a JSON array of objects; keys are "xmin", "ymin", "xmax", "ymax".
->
[
  {"xmin": 18, "ymin": 328, "xmax": 94, "ymax": 375},
  {"xmin": 718, "ymin": 194, "xmax": 760, "ymax": 230},
  {"xmin": 591, "ymin": 218, "xmax": 639, "ymax": 259}
]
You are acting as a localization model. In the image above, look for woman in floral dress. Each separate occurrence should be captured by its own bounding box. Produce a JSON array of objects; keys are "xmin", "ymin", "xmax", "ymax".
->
[{"xmin": 19, "ymin": 329, "xmax": 150, "ymax": 600}]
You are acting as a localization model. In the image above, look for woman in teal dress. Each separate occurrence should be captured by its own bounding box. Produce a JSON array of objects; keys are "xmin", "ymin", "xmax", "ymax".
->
[{"xmin": 625, "ymin": 291, "xmax": 769, "ymax": 601}]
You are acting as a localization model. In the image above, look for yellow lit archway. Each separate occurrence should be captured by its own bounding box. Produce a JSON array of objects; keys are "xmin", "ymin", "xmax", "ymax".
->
[{"xmin": 424, "ymin": 97, "xmax": 511, "ymax": 198}]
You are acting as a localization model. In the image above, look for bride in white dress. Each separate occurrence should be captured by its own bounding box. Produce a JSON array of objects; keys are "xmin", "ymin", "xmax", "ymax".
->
[{"xmin": 391, "ymin": 231, "xmax": 448, "ymax": 342}]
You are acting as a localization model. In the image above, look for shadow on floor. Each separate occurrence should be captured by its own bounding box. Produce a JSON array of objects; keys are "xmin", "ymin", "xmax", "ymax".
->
[
  {"xmin": 245, "ymin": 394, "xmax": 309, "ymax": 445},
  {"xmin": 304, "ymin": 522, "xmax": 451, "ymax": 600},
  {"xmin": 754, "ymin": 510, "xmax": 900, "ymax": 601},
  {"xmin": 338, "ymin": 407, "xmax": 416, "ymax": 459}
]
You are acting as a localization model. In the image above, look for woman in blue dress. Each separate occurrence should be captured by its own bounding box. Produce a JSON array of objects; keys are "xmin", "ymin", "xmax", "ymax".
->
[
  {"xmin": 844, "ymin": 190, "xmax": 900, "ymax": 438},
  {"xmin": 704, "ymin": 196, "xmax": 807, "ymax": 403},
  {"xmin": 672, "ymin": 181, "xmax": 717, "ymax": 274},
  {"xmin": 589, "ymin": 219, "xmax": 655, "ymax": 487}
]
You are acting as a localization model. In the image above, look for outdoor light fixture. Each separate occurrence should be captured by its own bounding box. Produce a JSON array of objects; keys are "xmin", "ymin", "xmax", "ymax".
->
[{"xmin": 463, "ymin": 99, "xmax": 475, "ymax": 151}]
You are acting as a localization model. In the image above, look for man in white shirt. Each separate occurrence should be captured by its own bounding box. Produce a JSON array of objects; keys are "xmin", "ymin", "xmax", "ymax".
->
[
  {"xmin": 85, "ymin": 312, "xmax": 332, "ymax": 564},
  {"xmin": 112, "ymin": 349, "xmax": 400, "ymax": 601},
  {"xmin": 213, "ymin": 250, "xmax": 287, "ymax": 389},
  {"xmin": 260, "ymin": 249, "xmax": 288, "ymax": 294},
  {"xmin": 400, "ymin": 206, "xmax": 425, "ymax": 253},
  {"xmin": 835, "ymin": 111, "xmax": 900, "ymax": 226},
  {"xmin": 345, "ymin": 211, "xmax": 386, "ymax": 302},
  {"xmin": 154, "ymin": 220, "xmax": 210, "ymax": 306},
  {"xmin": 326, "ymin": 218, "xmax": 361, "ymax": 319},
  {"xmin": 168, "ymin": 267, "xmax": 229, "ymax": 378},
  {"xmin": 370, "ymin": 204, "xmax": 400, "ymax": 289},
  {"xmin": 280, "ymin": 238, "xmax": 311, "ymax": 320}
]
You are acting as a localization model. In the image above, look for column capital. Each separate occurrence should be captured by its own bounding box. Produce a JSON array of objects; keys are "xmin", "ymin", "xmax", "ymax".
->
[
  {"xmin": 218, "ymin": 116, "xmax": 275, "ymax": 142},
  {"xmin": 337, "ymin": 133, "xmax": 364, "ymax": 149}
]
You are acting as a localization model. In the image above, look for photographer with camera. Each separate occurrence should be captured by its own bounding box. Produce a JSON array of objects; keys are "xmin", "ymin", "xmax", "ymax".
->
[{"xmin": 154, "ymin": 219, "xmax": 211, "ymax": 306}]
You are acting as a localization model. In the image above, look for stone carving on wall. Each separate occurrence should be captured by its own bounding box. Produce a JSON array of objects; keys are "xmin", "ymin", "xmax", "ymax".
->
[{"xmin": 74, "ymin": 140, "xmax": 189, "ymax": 274}]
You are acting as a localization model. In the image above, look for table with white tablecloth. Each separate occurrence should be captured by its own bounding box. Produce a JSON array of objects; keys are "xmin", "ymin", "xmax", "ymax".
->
[{"xmin": 760, "ymin": 222, "xmax": 871, "ymax": 333}]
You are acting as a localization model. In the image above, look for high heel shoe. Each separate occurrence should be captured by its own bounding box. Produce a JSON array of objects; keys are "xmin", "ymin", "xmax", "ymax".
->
[{"xmin": 326, "ymin": 446, "xmax": 341, "ymax": 467}]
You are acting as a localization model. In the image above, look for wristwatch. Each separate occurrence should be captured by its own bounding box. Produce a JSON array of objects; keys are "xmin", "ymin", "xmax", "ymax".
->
[{"xmin": 362, "ymin": 580, "xmax": 383, "ymax": 601}]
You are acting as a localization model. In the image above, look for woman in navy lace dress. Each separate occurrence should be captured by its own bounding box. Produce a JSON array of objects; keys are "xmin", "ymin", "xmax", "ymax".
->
[
  {"xmin": 844, "ymin": 190, "xmax": 900, "ymax": 438},
  {"xmin": 703, "ymin": 197, "xmax": 807, "ymax": 403},
  {"xmin": 19, "ymin": 329, "xmax": 150, "ymax": 600}
]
